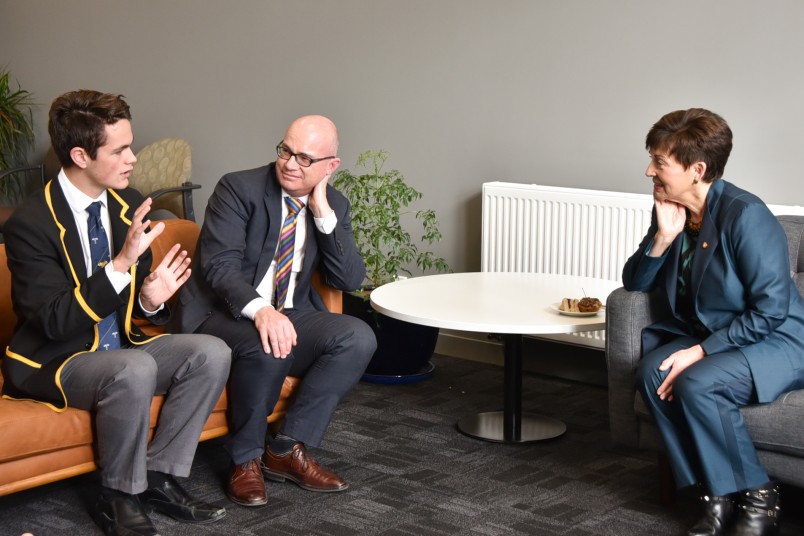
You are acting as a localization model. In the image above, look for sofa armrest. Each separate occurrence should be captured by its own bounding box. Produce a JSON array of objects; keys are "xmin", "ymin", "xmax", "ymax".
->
[
  {"xmin": 605, "ymin": 287, "xmax": 662, "ymax": 448},
  {"xmin": 148, "ymin": 182, "xmax": 202, "ymax": 222},
  {"xmin": 312, "ymin": 271, "xmax": 342, "ymax": 314},
  {"xmin": 0, "ymin": 244, "xmax": 14, "ymax": 351},
  {"xmin": 136, "ymin": 220, "xmax": 201, "ymax": 336}
]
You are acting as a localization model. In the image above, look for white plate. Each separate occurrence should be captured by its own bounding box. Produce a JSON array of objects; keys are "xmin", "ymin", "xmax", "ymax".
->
[{"xmin": 550, "ymin": 302, "xmax": 604, "ymax": 317}]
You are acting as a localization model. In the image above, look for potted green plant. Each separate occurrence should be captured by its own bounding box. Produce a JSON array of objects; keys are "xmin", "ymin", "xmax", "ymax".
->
[
  {"xmin": 0, "ymin": 68, "xmax": 36, "ymax": 203},
  {"xmin": 333, "ymin": 150, "xmax": 450, "ymax": 380}
]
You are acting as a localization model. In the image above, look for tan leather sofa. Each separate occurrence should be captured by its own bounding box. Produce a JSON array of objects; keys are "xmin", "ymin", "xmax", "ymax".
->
[{"xmin": 0, "ymin": 218, "xmax": 342, "ymax": 496}]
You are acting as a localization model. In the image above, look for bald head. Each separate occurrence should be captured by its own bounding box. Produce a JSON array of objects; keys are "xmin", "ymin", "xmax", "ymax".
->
[{"xmin": 284, "ymin": 115, "xmax": 339, "ymax": 156}]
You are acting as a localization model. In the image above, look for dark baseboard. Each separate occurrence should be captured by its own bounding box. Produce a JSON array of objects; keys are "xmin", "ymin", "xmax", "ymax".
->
[
  {"xmin": 436, "ymin": 330, "xmax": 607, "ymax": 387},
  {"xmin": 522, "ymin": 337, "xmax": 607, "ymax": 386}
]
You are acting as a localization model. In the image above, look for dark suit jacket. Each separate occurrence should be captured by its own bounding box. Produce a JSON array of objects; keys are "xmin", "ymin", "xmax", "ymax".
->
[
  {"xmin": 171, "ymin": 163, "xmax": 365, "ymax": 334},
  {"xmin": 622, "ymin": 179, "xmax": 804, "ymax": 403},
  {"xmin": 1, "ymin": 180, "xmax": 167, "ymax": 410}
]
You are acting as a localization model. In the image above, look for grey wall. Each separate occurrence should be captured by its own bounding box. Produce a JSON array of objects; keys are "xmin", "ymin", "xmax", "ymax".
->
[{"xmin": 2, "ymin": 0, "xmax": 803, "ymax": 273}]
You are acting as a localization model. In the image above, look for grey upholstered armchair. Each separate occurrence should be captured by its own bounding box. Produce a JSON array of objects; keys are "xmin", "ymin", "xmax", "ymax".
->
[{"xmin": 605, "ymin": 215, "xmax": 804, "ymax": 494}]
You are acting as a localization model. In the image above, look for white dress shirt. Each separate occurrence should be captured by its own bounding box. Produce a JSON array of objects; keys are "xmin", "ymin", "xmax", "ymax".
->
[
  {"xmin": 241, "ymin": 191, "xmax": 336, "ymax": 319},
  {"xmin": 58, "ymin": 170, "xmax": 161, "ymax": 315}
]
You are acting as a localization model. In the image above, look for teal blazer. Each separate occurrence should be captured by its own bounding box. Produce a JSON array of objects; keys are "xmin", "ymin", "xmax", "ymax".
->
[{"xmin": 622, "ymin": 180, "xmax": 804, "ymax": 403}]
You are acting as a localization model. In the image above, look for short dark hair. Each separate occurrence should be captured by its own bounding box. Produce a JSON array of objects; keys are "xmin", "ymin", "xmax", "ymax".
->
[
  {"xmin": 645, "ymin": 108, "xmax": 732, "ymax": 182},
  {"xmin": 48, "ymin": 90, "xmax": 132, "ymax": 168}
]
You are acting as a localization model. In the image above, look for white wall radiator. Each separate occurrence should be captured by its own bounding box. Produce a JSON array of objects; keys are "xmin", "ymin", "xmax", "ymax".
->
[{"xmin": 481, "ymin": 182, "xmax": 654, "ymax": 349}]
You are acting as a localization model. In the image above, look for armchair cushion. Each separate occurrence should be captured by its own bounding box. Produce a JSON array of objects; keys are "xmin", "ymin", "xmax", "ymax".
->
[
  {"xmin": 778, "ymin": 215, "xmax": 804, "ymax": 293},
  {"xmin": 128, "ymin": 138, "xmax": 199, "ymax": 221},
  {"xmin": 742, "ymin": 390, "xmax": 804, "ymax": 458}
]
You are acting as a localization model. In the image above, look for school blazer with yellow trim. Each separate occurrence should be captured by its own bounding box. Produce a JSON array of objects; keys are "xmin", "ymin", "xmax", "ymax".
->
[{"xmin": 1, "ymin": 180, "xmax": 168, "ymax": 411}]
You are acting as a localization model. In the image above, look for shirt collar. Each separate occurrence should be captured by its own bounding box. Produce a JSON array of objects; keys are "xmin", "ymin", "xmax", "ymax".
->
[
  {"xmin": 280, "ymin": 189, "xmax": 309, "ymax": 206},
  {"xmin": 58, "ymin": 169, "xmax": 109, "ymax": 215}
]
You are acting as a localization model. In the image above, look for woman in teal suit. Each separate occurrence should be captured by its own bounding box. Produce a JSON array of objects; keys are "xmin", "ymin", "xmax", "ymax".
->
[{"xmin": 624, "ymin": 108, "xmax": 804, "ymax": 536}]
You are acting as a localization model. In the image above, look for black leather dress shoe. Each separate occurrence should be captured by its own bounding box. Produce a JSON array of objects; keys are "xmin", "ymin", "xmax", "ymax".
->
[
  {"xmin": 140, "ymin": 475, "xmax": 226, "ymax": 524},
  {"xmin": 93, "ymin": 487, "xmax": 160, "ymax": 536},
  {"xmin": 729, "ymin": 484, "xmax": 780, "ymax": 536},
  {"xmin": 687, "ymin": 493, "xmax": 735, "ymax": 536}
]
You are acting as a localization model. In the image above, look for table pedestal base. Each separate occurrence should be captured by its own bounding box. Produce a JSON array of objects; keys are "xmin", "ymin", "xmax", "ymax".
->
[{"xmin": 457, "ymin": 411, "xmax": 567, "ymax": 443}]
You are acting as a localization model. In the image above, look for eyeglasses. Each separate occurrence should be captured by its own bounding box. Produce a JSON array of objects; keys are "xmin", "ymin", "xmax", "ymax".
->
[{"xmin": 276, "ymin": 144, "xmax": 336, "ymax": 168}]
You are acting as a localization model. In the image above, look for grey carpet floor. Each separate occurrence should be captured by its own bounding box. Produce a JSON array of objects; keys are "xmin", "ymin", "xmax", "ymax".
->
[{"xmin": 1, "ymin": 354, "xmax": 802, "ymax": 535}]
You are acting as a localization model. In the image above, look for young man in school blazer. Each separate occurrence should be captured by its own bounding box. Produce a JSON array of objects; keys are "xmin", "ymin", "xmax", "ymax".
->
[{"xmin": 2, "ymin": 90, "xmax": 231, "ymax": 536}]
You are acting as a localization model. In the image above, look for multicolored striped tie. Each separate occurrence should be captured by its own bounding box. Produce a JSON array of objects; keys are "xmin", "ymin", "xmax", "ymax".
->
[
  {"xmin": 86, "ymin": 201, "xmax": 121, "ymax": 350},
  {"xmin": 274, "ymin": 197, "xmax": 304, "ymax": 312}
]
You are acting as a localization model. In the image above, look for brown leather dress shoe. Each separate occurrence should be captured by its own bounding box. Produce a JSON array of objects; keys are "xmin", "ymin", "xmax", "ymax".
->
[
  {"xmin": 262, "ymin": 443, "xmax": 349, "ymax": 492},
  {"xmin": 227, "ymin": 458, "xmax": 268, "ymax": 507}
]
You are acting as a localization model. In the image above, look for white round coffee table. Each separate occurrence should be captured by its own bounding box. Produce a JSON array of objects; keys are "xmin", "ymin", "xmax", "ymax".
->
[{"xmin": 370, "ymin": 272, "xmax": 619, "ymax": 443}]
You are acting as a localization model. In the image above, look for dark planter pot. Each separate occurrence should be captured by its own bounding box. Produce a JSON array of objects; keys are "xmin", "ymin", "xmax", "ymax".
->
[{"xmin": 342, "ymin": 291, "xmax": 438, "ymax": 378}]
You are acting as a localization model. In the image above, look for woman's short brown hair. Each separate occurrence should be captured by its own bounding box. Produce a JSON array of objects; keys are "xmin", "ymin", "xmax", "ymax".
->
[
  {"xmin": 48, "ymin": 90, "xmax": 132, "ymax": 168},
  {"xmin": 645, "ymin": 108, "xmax": 732, "ymax": 182}
]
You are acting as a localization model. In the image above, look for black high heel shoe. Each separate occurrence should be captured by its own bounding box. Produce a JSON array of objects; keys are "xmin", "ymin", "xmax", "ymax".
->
[
  {"xmin": 728, "ymin": 483, "xmax": 780, "ymax": 536},
  {"xmin": 687, "ymin": 492, "xmax": 735, "ymax": 536}
]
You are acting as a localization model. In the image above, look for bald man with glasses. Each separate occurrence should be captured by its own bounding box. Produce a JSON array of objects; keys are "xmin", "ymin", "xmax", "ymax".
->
[{"xmin": 172, "ymin": 115, "xmax": 376, "ymax": 507}]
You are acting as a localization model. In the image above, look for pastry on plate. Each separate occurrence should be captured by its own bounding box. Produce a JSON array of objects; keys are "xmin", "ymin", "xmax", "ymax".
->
[{"xmin": 577, "ymin": 297, "xmax": 602, "ymax": 312}]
